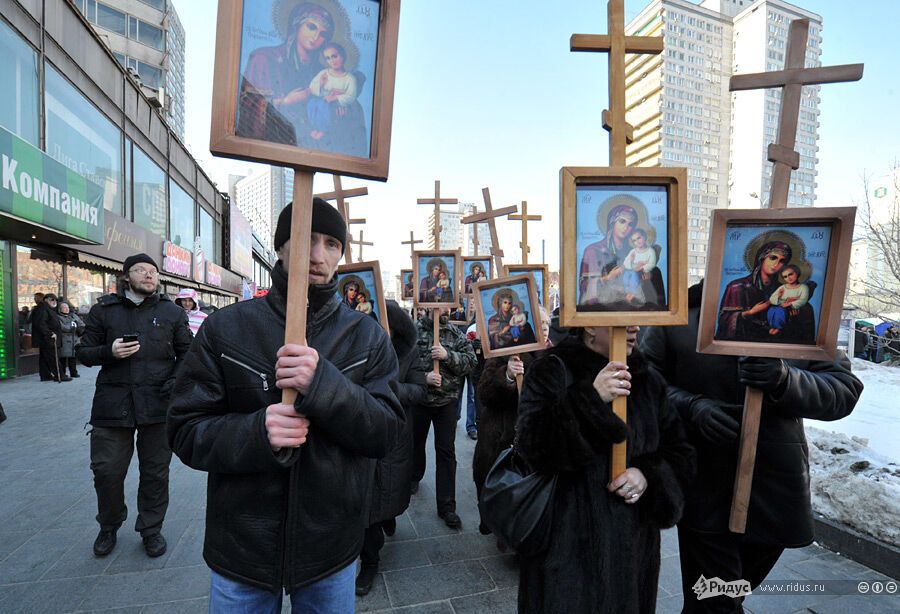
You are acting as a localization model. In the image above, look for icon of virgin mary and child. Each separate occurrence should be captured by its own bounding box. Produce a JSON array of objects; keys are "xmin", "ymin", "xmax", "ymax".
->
[
  {"xmin": 578, "ymin": 196, "xmax": 666, "ymax": 310},
  {"xmin": 487, "ymin": 289, "xmax": 536, "ymax": 350}
]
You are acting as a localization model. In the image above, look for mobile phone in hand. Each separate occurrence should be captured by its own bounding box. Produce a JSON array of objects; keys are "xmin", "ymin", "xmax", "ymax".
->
[{"xmin": 122, "ymin": 334, "xmax": 139, "ymax": 343}]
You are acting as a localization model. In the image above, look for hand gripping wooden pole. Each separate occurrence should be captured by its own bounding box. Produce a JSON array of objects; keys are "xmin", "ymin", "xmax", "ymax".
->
[{"xmin": 281, "ymin": 171, "xmax": 315, "ymax": 407}]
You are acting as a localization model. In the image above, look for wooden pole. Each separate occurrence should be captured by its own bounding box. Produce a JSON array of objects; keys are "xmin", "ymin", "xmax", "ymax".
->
[
  {"xmin": 433, "ymin": 309, "xmax": 441, "ymax": 375},
  {"xmin": 726, "ymin": 18, "xmax": 862, "ymax": 534},
  {"xmin": 480, "ymin": 188, "xmax": 508, "ymax": 275},
  {"xmin": 609, "ymin": 327, "xmax": 629, "ymax": 476},
  {"xmin": 281, "ymin": 171, "xmax": 315, "ymax": 406}
]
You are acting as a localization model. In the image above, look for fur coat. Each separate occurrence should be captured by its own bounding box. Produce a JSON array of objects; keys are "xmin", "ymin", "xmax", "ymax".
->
[{"xmin": 515, "ymin": 336, "xmax": 696, "ymax": 614}]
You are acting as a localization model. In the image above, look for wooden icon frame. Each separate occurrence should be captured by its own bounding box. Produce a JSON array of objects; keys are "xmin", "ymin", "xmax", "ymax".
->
[
  {"xmin": 473, "ymin": 275, "xmax": 547, "ymax": 359},
  {"xmin": 400, "ymin": 268, "xmax": 414, "ymax": 301},
  {"xmin": 697, "ymin": 207, "xmax": 856, "ymax": 361},
  {"xmin": 462, "ymin": 256, "xmax": 493, "ymax": 295},
  {"xmin": 336, "ymin": 260, "xmax": 390, "ymax": 336},
  {"xmin": 504, "ymin": 263, "xmax": 549, "ymax": 307},
  {"xmin": 559, "ymin": 166, "xmax": 688, "ymax": 327},
  {"xmin": 413, "ymin": 249, "xmax": 461, "ymax": 309},
  {"xmin": 209, "ymin": 0, "xmax": 401, "ymax": 181}
]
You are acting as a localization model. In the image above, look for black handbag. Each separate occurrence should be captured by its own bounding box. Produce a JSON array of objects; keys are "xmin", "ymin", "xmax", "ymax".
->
[{"xmin": 479, "ymin": 443, "xmax": 558, "ymax": 555}]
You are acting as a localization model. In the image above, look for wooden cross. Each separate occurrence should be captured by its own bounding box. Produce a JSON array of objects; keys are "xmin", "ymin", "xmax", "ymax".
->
[
  {"xmin": 473, "ymin": 188, "xmax": 513, "ymax": 274},
  {"xmin": 402, "ymin": 230, "xmax": 423, "ymax": 262},
  {"xmin": 350, "ymin": 229, "xmax": 374, "ymax": 262},
  {"xmin": 417, "ymin": 180, "xmax": 458, "ymax": 248},
  {"xmin": 315, "ymin": 175, "xmax": 368, "ymax": 263},
  {"xmin": 461, "ymin": 201, "xmax": 517, "ymax": 259},
  {"xmin": 571, "ymin": 0, "xmax": 663, "ymax": 166},
  {"xmin": 726, "ymin": 18, "xmax": 863, "ymax": 534},
  {"xmin": 731, "ymin": 20, "xmax": 862, "ymax": 209},
  {"xmin": 508, "ymin": 201, "xmax": 542, "ymax": 265}
]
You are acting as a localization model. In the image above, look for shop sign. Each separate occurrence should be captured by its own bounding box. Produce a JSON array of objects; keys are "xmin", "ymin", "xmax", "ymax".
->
[
  {"xmin": 0, "ymin": 126, "xmax": 104, "ymax": 244},
  {"xmin": 206, "ymin": 261, "xmax": 224, "ymax": 288},
  {"xmin": 193, "ymin": 237, "xmax": 205, "ymax": 283},
  {"xmin": 229, "ymin": 204, "xmax": 253, "ymax": 278},
  {"xmin": 162, "ymin": 241, "xmax": 191, "ymax": 277}
]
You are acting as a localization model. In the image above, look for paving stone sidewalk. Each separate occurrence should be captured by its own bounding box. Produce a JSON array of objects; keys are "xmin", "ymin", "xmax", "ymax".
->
[{"xmin": 0, "ymin": 369, "xmax": 897, "ymax": 613}]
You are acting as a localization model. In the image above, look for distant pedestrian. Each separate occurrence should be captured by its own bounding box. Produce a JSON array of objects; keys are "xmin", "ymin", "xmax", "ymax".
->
[
  {"xmin": 31, "ymin": 293, "xmax": 67, "ymax": 381},
  {"xmin": 174, "ymin": 288, "xmax": 208, "ymax": 336},
  {"xmin": 77, "ymin": 253, "xmax": 192, "ymax": 559},
  {"xmin": 55, "ymin": 299, "xmax": 85, "ymax": 378}
]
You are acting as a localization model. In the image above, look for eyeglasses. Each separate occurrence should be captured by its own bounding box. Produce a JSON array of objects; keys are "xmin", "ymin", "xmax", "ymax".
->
[{"xmin": 129, "ymin": 267, "xmax": 159, "ymax": 277}]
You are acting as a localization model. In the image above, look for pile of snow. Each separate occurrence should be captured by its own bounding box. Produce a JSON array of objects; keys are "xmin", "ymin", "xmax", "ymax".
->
[{"xmin": 805, "ymin": 425, "xmax": 900, "ymax": 547}]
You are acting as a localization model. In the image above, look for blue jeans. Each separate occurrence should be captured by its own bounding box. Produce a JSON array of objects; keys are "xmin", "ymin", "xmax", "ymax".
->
[
  {"xmin": 456, "ymin": 376, "xmax": 477, "ymax": 433},
  {"xmin": 209, "ymin": 563, "xmax": 356, "ymax": 613}
]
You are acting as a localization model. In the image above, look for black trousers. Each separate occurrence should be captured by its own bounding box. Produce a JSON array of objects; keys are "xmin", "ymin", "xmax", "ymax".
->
[
  {"xmin": 89, "ymin": 423, "xmax": 172, "ymax": 536},
  {"xmin": 59, "ymin": 357, "xmax": 78, "ymax": 376},
  {"xmin": 412, "ymin": 401, "xmax": 458, "ymax": 513},
  {"xmin": 678, "ymin": 525, "xmax": 784, "ymax": 613},
  {"xmin": 360, "ymin": 522, "xmax": 387, "ymax": 565},
  {"xmin": 38, "ymin": 344, "xmax": 59, "ymax": 380}
]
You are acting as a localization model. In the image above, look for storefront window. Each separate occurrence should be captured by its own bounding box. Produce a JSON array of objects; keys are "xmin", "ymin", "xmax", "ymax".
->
[
  {"xmin": 199, "ymin": 206, "xmax": 216, "ymax": 264},
  {"xmin": 45, "ymin": 64, "xmax": 122, "ymax": 215},
  {"xmin": 67, "ymin": 265, "xmax": 106, "ymax": 315},
  {"xmin": 169, "ymin": 179, "xmax": 194, "ymax": 248},
  {"xmin": 134, "ymin": 145, "xmax": 167, "ymax": 238},
  {"xmin": 16, "ymin": 246, "xmax": 63, "ymax": 356},
  {"xmin": 0, "ymin": 19, "xmax": 40, "ymax": 146}
]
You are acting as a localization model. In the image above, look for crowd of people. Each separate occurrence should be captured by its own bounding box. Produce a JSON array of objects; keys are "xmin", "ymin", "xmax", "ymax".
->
[{"xmin": 34, "ymin": 199, "xmax": 865, "ymax": 613}]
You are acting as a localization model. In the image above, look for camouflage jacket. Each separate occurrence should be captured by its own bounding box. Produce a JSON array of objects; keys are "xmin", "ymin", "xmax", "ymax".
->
[{"xmin": 415, "ymin": 315, "xmax": 477, "ymax": 407}]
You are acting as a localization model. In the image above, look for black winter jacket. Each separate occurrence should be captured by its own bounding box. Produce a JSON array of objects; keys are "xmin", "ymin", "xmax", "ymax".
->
[
  {"xmin": 516, "ymin": 337, "xmax": 695, "ymax": 614},
  {"xmin": 167, "ymin": 264, "xmax": 403, "ymax": 593},
  {"xmin": 641, "ymin": 282, "xmax": 864, "ymax": 546},
  {"xmin": 369, "ymin": 301, "xmax": 428, "ymax": 524},
  {"xmin": 31, "ymin": 303, "xmax": 61, "ymax": 349},
  {"xmin": 77, "ymin": 290, "xmax": 191, "ymax": 427}
]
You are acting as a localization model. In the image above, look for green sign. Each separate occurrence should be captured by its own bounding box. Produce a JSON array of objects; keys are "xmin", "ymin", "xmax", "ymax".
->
[
  {"xmin": 0, "ymin": 125, "xmax": 104, "ymax": 243},
  {"xmin": 0, "ymin": 241, "xmax": 13, "ymax": 379}
]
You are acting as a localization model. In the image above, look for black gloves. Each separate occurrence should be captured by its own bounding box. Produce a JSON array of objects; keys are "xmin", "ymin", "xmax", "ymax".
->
[
  {"xmin": 689, "ymin": 397, "xmax": 742, "ymax": 446},
  {"xmin": 738, "ymin": 356, "xmax": 788, "ymax": 395},
  {"xmin": 470, "ymin": 337, "xmax": 482, "ymax": 353}
]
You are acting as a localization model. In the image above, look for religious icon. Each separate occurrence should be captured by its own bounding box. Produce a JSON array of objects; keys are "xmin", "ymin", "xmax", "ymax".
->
[
  {"xmin": 559, "ymin": 167, "xmax": 688, "ymax": 328},
  {"xmin": 400, "ymin": 268, "xmax": 414, "ymax": 300},
  {"xmin": 336, "ymin": 260, "xmax": 389, "ymax": 335},
  {"xmin": 210, "ymin": 0, "xmax": 400, "ymax": 180},
  {"xmin": 697, "ymin": 207, "xmax": 856, "ymax": 361},
  {"xmin": 473, "ymin": 275, "xmax": 546, "ymax": 359},
  {"xmin": 413, "ymin": 250, "xmax": 460, "ymax": 309},
  {"xmin": 505, "ymin": 264, "xmax": 549, "ymax": 307},
  {"xmin": 462, "ymin": 257, "xmax": 492, "ymax": 294}
]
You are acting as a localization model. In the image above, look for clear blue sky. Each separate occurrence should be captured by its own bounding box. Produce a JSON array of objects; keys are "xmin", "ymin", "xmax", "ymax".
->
[{"xmin": 173, "ymin": 0, "xmax": 898, "ymax": 274}]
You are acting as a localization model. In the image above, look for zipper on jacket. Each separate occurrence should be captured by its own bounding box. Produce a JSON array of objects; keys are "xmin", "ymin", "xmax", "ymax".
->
[
  {"xmin": 220, "ymin": 353, "xmax": 270, "ymax": 391},
  {"xmin": 339, "ymin": 357, "xmax": 368, "ymax": 373}
]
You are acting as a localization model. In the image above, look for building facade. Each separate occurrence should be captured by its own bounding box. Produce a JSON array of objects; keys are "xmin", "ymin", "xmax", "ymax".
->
[
  {"xmin": 426, "ymin": 203, "xmax": 494, "ymax": 256},
  {"xmin": 231, "ymin": 166, "xmax": 294, "ymax": 253},
  {"xmin": 625, "ymin": 0, "xmax": 822, "ymax": 282},
  {"xmin": 74, "ymin": 0, "xmax": 186, "ymax": 139},
  {"xmin": 0, "ymin": 0, "xmax": 252, "ymax": 378}
]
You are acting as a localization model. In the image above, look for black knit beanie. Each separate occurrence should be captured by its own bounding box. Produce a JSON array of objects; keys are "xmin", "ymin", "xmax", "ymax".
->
[
  {"xmin": 123, "ymin": 253, "xmax": 159, "ymax": 273},
  {"xmin": 273, "ymin": 198, "xmax": 346, "ymax": 254}
]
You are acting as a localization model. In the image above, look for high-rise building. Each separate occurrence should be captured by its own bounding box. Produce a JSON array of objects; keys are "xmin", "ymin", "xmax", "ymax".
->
[
  {"xmin": 625, "ymin": 0, "xmax": 822, "ymax": 281},
  {"xmin": 426, "ymin": 203, "xmax": 494, "ymax": 255},
  {"xmin": 75, "ymin": 0, "xmax": 186, "ymax": 139},
  {"xmin": 232, "ymin": 167, "xmax": 293, "ymax": 251}
]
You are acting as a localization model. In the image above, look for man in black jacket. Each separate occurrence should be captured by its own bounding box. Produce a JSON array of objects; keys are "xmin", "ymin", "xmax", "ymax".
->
[
  {"xmin": 77, "ymin": 254, "xmax": 191, "ymax": 558},
  {"xmin": 31, "ymin": 293, "xmax": 67, "ymax": 381},
  {"xmin": 642, "ymin": 281, "xmax": 863, "ymax": 613},
  {"xmin": 168, "ymin": 199, "xmax": 403, "ymax": 611}
]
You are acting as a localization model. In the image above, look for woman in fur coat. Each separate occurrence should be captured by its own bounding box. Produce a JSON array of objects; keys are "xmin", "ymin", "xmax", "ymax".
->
[{"xmin": 515, "ymin": 326, "xmax": 695, "ymax": 614}]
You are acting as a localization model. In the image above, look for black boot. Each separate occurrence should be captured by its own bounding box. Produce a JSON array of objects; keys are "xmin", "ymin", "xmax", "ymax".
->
[
  {"xmin": 93, "ymin": 529, "xmax": 117, "ymax": 557},
  {"xmin": 356, "ymin": 562, "xmax": 379, "ymax": 596},
  {"xmin": 142, "ymin": 533, "xmax": 167, "ymax": 557}
]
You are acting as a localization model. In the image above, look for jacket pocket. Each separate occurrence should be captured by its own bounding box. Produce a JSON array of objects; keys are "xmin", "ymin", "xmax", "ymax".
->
[{"xmin": 221, "ymin": 353, "xmax": 271, "ymax": 392}]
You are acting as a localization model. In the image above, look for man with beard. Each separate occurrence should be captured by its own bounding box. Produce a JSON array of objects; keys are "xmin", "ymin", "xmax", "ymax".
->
[
  {"xmin": 77, "ymin": 254, "xmax": 192, "ymax": 558},
  {"xmin": 168, "ymin": 199, "xmax": 402, "ymax": 611},
  {"xmin": 411, "ymin": 307, "xmax": 477, "ymax": 528}
]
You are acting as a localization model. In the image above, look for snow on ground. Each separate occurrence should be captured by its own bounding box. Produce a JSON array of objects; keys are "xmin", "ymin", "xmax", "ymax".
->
[{"xmin": 806, "ymin": 426, "xmax": 900, "ymax": 547}]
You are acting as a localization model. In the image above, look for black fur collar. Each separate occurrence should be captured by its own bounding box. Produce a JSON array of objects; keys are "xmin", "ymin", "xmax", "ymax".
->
[{"xmin": 547, "ymin": 335, "xmax": 649, "ymax": 381}]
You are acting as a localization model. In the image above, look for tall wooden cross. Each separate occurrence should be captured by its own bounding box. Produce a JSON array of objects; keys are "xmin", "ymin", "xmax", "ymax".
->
[
  {"xmin": 350, "ymin": 229, "xmax": 374, "ymax": 262},
  {"xmin": 509, "ymin": 201, "xmax": 542, "ymax": 265},
  {"xmin": 731, "ymin": 20, "xmax": 863, "ymax": 209},
  {"xmin": 402, "ymin": 230, "xmax": 423, "ymax": 263},
  {"xmin": 726, "ymin": 18, "xmax": 863, "ymax": 534},
  {"xmin": 315, "ymin": 175, "xmax": 368, "ymax": 263},
  {"xmin": 461, "ymin": 200, "xmax": 517, "ymax": 261},
  {"xmin": 570, "ymin": 0, "xmax": 664, "ymax": 479},
  {"xmin": 570, "ymin": 0, "xmax": 664, "ymax": 166},
  {"xmin": 417, "ymin": 180, "xmax": 458, "ymax": 248}
]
